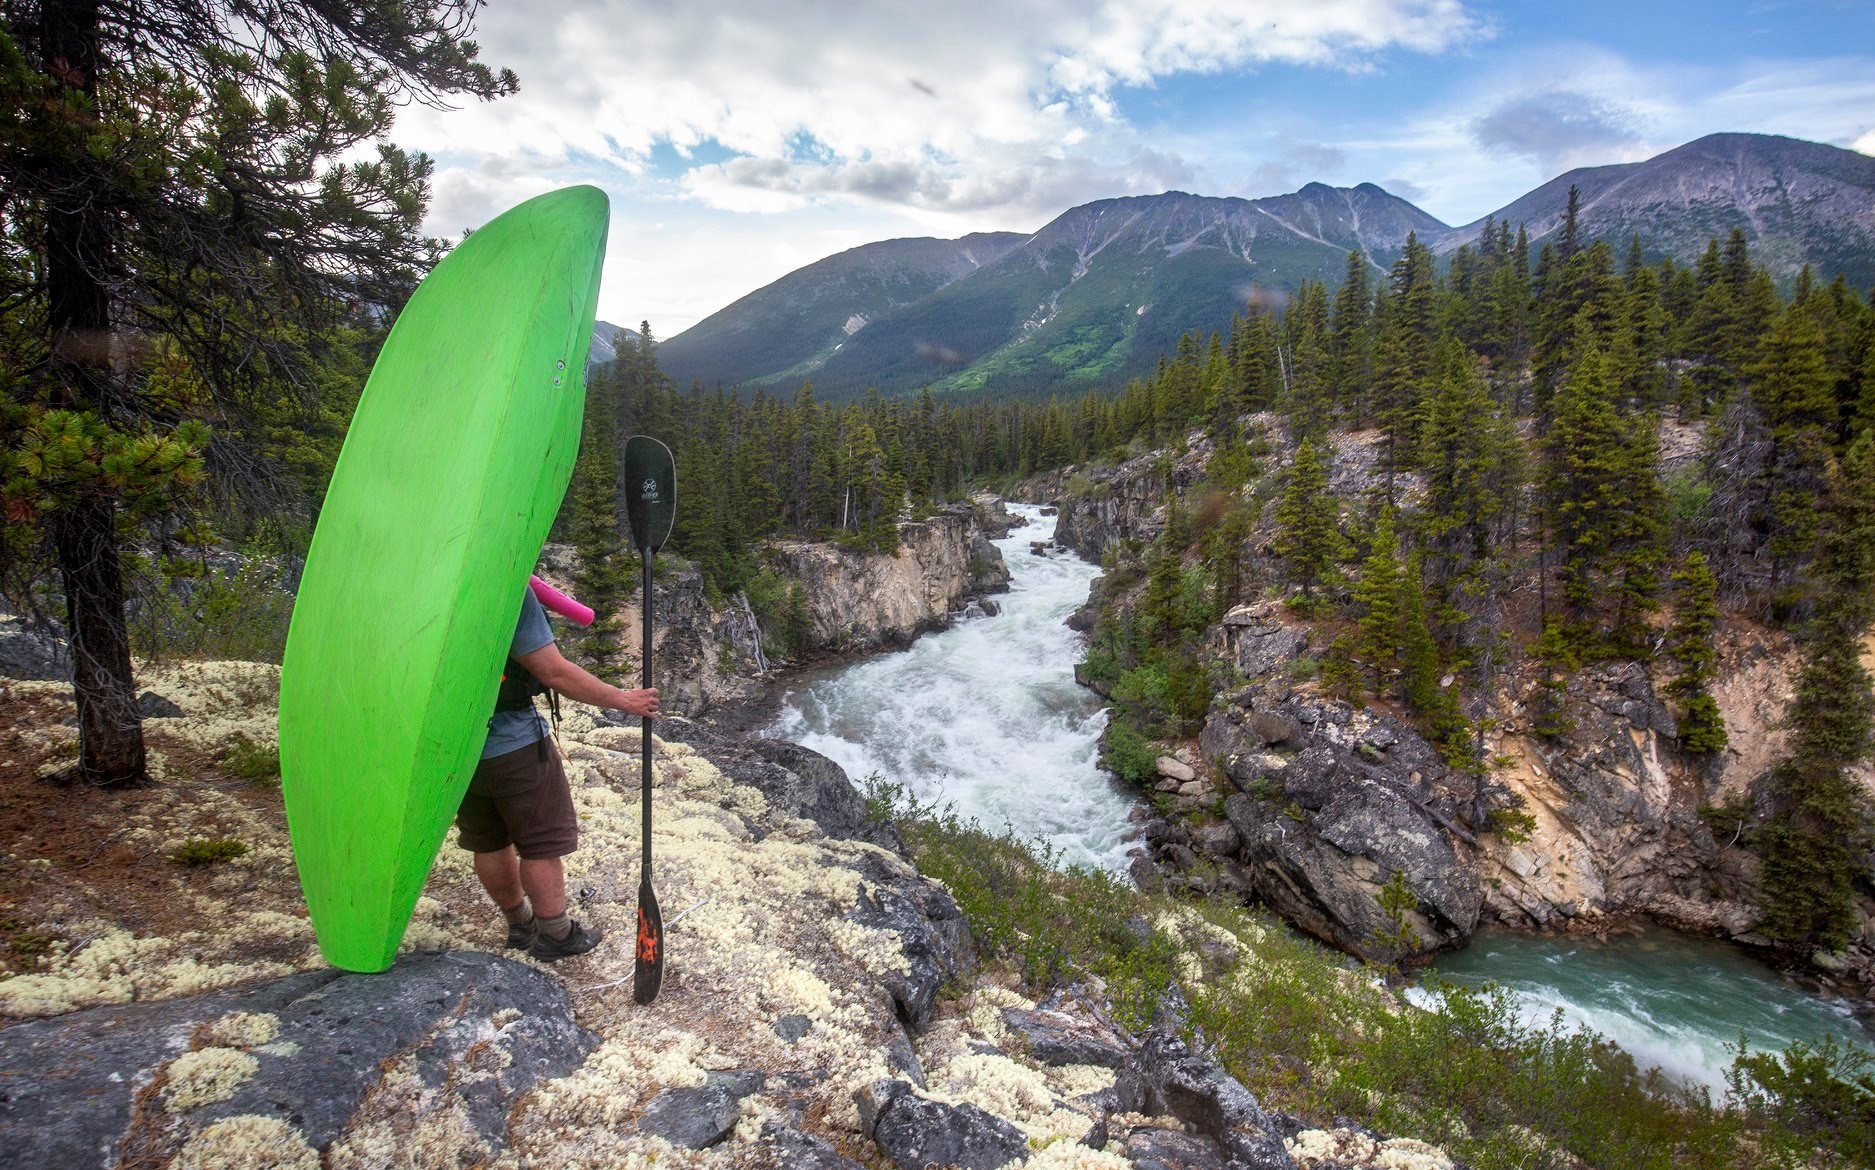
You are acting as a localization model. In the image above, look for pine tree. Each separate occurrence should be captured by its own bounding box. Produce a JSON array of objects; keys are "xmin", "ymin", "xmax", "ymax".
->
[
  {"xmin": 1272, "ymin": 437, "xmax": 1342, "ymax": 608},
  {"xmin": 1352, "ymin": 507, "xmax": 1403, "ymax": 687},
  {"xmin": 1664, "ymin": 552, "xmax": 1727, "ymax": 753},
  {"xmin": 1757, "ymin": 430, "xmax": 1875, "ymax": 952},
  {"xmin": 0, "ymin": 0, "xmax": 513, "ymax": 786}
]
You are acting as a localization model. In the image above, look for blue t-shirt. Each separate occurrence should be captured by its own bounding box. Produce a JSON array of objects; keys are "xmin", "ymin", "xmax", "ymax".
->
[{"xmin": 482, "ymin": 587, "xmax": 554, "ymax": 759}]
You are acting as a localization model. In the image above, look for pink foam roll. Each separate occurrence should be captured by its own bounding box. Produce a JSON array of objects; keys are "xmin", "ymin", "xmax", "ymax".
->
[{"xmin": 529, "ymin": 574, "xmax": 595, "ymax": 626}]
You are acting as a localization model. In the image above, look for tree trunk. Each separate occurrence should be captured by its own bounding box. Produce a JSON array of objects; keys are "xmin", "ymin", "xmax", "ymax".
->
[
  {"xmin": 53, "ymin": 494, "xmax": 148, "ymax": 787},
  {"xmin": 40, "ymin": 0, "xmax": 148, "ymax": 787}
]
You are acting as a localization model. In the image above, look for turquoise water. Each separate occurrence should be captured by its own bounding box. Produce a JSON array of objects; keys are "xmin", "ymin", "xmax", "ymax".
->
[{"xmin": 1416, "ymin": 927, "xmax": 1875, "ymax": 1094}]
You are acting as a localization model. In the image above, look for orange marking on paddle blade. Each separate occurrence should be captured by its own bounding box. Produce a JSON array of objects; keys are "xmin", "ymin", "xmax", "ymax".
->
[{"xmin": 637, "ymin": 907, "xmax": 660, "ymax": 964}]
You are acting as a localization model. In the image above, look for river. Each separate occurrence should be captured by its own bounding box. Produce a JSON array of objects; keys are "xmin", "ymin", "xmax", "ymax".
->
[
  {"xmin": 769, "ymin": 503, "xmax": 1136, "ymax": 870},
  {"xmin": 768, "ymin": 501, "xmax": 1873, "ymax": 1094}
]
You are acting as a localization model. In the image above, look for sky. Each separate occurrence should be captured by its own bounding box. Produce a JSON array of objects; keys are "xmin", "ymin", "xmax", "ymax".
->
[{"xmin": 392, "ymin": 0, "xmax": 1875, "ymax": 340}]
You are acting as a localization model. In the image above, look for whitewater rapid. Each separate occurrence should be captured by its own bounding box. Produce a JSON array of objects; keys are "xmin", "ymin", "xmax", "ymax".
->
[{"xmin": 768, "ymin": 503, "xmax": 1138, "ymax": 871}]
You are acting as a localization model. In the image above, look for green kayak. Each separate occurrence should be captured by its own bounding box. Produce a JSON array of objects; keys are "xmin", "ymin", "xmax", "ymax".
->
[{"xmin": 279, "ymin": 186, "xmax": 607, "ymax": 972}]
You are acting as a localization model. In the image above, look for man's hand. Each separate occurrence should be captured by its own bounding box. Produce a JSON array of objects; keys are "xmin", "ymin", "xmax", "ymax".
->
[
  {"xmin": 617, "ymin": 687, "xmax": 659, "ymax": 719},
  {"xmin": 516, "ymin": 642, "xmax": 662, "ymax": 718}
]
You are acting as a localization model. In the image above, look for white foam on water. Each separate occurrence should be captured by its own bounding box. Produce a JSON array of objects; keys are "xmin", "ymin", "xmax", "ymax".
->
[{"xmin": 769, "ymin": 504, "xmax": 1138, "ymax": 871}]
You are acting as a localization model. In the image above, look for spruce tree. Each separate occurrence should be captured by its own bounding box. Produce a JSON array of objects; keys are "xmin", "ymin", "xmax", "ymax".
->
[
  {"xmin": 1332, "ymin": 249, "xmax": 1374, "ymax": 416},
  {"xmin": 1544, "ymin": 333, "xmax": 1663, "ymax": 650},
  {"xmin": 1664, "ymin": 551, "xmax": 1727, "ymax": 753},
  {"xmin": 1353, "ymin": 507, "xmax": 1403, "ymax": 688},
  {"xmin": 1272, "ymin": 437, "xmax": 1342, "ymax": 608},
  {"xmin": 1751, "ymin": 304, "xmax": 1838, "ymax": 598},
  {"xmin": 1757, "ymin": 430, "xmax": 1875, "ymax": 953},
  {"xmin": 1399, "ymin": 553, "xmax": 1467, "ymax": 755}
]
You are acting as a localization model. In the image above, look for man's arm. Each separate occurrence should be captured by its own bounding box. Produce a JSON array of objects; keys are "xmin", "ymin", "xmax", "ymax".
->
[{"xmin": 514, "ymin": 641, "xmax": 659, "ymax": 718}]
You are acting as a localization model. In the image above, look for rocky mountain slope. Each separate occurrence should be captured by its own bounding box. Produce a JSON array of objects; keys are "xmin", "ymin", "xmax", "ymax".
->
[{"xmin": 1434, "ymin": 133, "xmax": 1875, "ymax": 288}]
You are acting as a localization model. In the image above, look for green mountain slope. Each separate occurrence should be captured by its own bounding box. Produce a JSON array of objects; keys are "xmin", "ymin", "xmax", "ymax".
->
[
  {"xmin": 654, "ymin": 232, "xmax": 1027, "ymax": 390},
  {"xmin": 798, "ymin": 185, "xmax": 1446, "ymax": 399}
]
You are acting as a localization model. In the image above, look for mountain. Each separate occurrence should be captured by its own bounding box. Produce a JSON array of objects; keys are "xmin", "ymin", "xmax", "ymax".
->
[
  {"xmin": 796, "ymin": 185, "xmax": 1445, "ymax": 399},
  {"xmin": 655, "ymin": 133, "xmax": 1875, "ymax": 400},
  {"xmin": 665, "ymin": 186, "xmax": 1445, "ymax": 400},
  {"xmin": 1435, "ymin": 133, "xmax": 1875, "ymax": 287},
  {"xmin": 654, "ymin": 233, "xmax": 1027, "ymax": 390},
  {"xmin": 589, "ymin": 320, "xmax": 640, "ymax": 366}
]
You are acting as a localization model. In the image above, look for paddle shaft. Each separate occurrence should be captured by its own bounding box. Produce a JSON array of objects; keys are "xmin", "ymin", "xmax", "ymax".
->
[{"xmin": 639, "ymin": 547, "xmax": 654, "ymax": 878}]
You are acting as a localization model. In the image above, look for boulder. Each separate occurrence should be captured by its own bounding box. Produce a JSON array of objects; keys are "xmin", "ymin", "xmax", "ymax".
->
[
  {"xmin": 864, "ymin": 1083, "xmax": 1029, "ymax": 1170},
  {"xmin": 639, "ymin": 1070, "xmax": 765, "ymax": 1149},
  {"xmin": 1125, "ymin": 1126, "xmax": 1233, "ymax": 1170},
  {"xmin": 757, "ymin": 1122, "xmax": 869, "ymax": 1169},
  {"xmin": 136, "ymin": 690, "xmax": 187, "ymax": 719},
  {"xmin": 1156, "ymin": 756, "xmax": 1197, "ymax": 783},
  {"xmin": 0, "ymin": 952, "xmax": 596, "ymax": 1168},
  {"xmin": 1000, "ymin": 1006, "xmax": 1131, "ymax": 1069},
  {"xmin": 1115, "ymin": 1026, "xmax": 1296, "ymax": 1169},
  {"xmin": 0, "ymin": 613, "xmax": 70, "ymax": 681}
]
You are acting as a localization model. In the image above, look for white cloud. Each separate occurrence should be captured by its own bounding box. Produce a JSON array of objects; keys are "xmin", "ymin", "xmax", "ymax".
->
[
  {"xmin": 1856, "ymin": 129, "xmax": 1875, "ymax": 155},
  {"xmin": 390, "ymin": 1, "xmax": 1481, "ymax": 332}
]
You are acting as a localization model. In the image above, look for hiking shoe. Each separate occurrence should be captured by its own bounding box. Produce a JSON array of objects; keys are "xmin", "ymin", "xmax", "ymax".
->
[
  {"xmin": 530, "ymin": 920, "xmax": 603, "ymax": 962},
  {"xmin": 505, "ymin": 919, "xmax": 538, "ymax": 951}
]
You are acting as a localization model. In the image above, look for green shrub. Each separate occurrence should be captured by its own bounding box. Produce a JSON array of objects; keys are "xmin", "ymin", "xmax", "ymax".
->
[
  {"xmin": 1101, "ymin": 717, "xmax": 1159, "ymax": 786},
  {"xmin": 221, "ymin": 735, "xmax": 280, "ymax": 786},
  {"xmin": 129, "ymin": 551, "xmax": 296, "ymax": 664},
  {"xmin": 168, "ymin": 838, "xmax": 249, "ymax": 866},
  {"xmin": 1486, "ymin": 804, "xmax": 1537, "ymax": 845},
  {"xmin": 743, "ymin": 567, "xmax": 811, "ymax": 659}
]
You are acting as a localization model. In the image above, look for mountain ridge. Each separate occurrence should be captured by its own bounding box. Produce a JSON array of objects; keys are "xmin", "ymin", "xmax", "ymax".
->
[{"xmin": 653, "ymin": 132, "xmax": 1875, "ymax": 399}]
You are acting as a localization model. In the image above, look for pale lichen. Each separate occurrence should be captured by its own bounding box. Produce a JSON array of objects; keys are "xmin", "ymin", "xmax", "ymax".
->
[
  {"xmin": 173, "ymin": 1114, "xmax": 318, "ymax": 1170},
  {"xmin": 197, "ymin": 1010, "xmax": 280, "ymax": 1049},
  {"xmin": 164, "ymin": 1046, "xmax": 260, "ymax": 1109}
]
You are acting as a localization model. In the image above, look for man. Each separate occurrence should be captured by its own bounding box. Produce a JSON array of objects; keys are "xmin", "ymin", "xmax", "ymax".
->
[{"xmin": 457, "ymin": 586, "xmax": 659, "ymax": 961}]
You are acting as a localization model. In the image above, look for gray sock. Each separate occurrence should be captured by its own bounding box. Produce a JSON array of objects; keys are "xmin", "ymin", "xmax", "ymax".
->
[
  {"xmin": 501, "ymin": 900, "xmax": 534, "ymax": 926},
  {"xmin": 537, "ymin": 911, "xmax": 572, "ymax": 941}
]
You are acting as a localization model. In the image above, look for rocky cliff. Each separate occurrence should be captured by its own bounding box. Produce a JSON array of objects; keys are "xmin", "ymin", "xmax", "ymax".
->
[
  {"xmin": 538, "ymin": 501, "xmax": 1013, "ymax": 722},
  {"xmin": 764, "ymin": 503, "xmax": 1011, "ymax": 655},
  {"xmin": 1042, "ymin": 430, "xmax": 1875, "ymax": 990}
]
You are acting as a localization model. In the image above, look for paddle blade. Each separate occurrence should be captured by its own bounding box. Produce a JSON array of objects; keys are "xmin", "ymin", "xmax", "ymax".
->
[
  {"xmin": 633, "ymin": 876, "xmax": 664, "ymax": 1004},
  {"xmin": 623, "ymin": 435, "xmax": 676, "ymax": 554}
]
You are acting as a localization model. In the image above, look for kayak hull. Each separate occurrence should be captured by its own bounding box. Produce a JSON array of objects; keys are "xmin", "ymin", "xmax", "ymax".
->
[{"xmin": 278, "ymin": 186, "xmax": 607, "ymax": 972}]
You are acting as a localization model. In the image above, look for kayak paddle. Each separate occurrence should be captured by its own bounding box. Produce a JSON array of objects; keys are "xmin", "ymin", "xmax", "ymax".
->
[{"xmin": 623, "ymin": 434, "xmax": 676, "ymax": 1005}]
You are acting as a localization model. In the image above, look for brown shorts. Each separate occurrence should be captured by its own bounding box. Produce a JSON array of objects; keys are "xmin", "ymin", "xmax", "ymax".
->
[{"xmin": 455, "ymin": 740, "xmax": 578, "ymax": 860}]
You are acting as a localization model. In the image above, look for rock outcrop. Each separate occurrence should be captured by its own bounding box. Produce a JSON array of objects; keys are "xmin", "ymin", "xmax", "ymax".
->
[
  {"xmin": 1021, "ymin": 438, "xmax": 1216, "ymax": 563},
  {"xmin": 1060, "ymin": 425, "xmax": 1875, "ymax": 983},
  {"xmin": 765, "ymin": 503, "xmax": 1011, "ymax": 655},
  {"xmin": 0, "ymin": 665, "xmax": 1461, "ymax": 1169},
  {"xmin": 1191, "ymin": 604, "xmax": 1487, "ymax": 962},
  {"xmin": 0, "ymin": 952, "xmax": 596, "ymax": 1169}
]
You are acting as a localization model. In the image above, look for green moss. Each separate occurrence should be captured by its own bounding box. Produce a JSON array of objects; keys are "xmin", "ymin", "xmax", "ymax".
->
[{"xmin": 168, "ymin": 838, "xmax": 249, "ymax": 866}]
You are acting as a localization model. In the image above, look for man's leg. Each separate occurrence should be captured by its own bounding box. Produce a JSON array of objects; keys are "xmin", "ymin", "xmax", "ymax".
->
[
  {"xmin": 473, "ymin": 848, "xmax": 537, "ymax": 947},
  {"xmin": 518, "ymin": 855, "xmax": 567, "ymax": 918}
]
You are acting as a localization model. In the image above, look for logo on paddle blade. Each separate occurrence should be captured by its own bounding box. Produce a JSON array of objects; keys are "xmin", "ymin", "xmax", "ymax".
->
[
  {"xmin": 639, "ymin": 477, "xmax": 661, "ymax": 504},
  {"xmin": 636, "ymin": 907, "xmax": 660, "ymax": 963}
]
